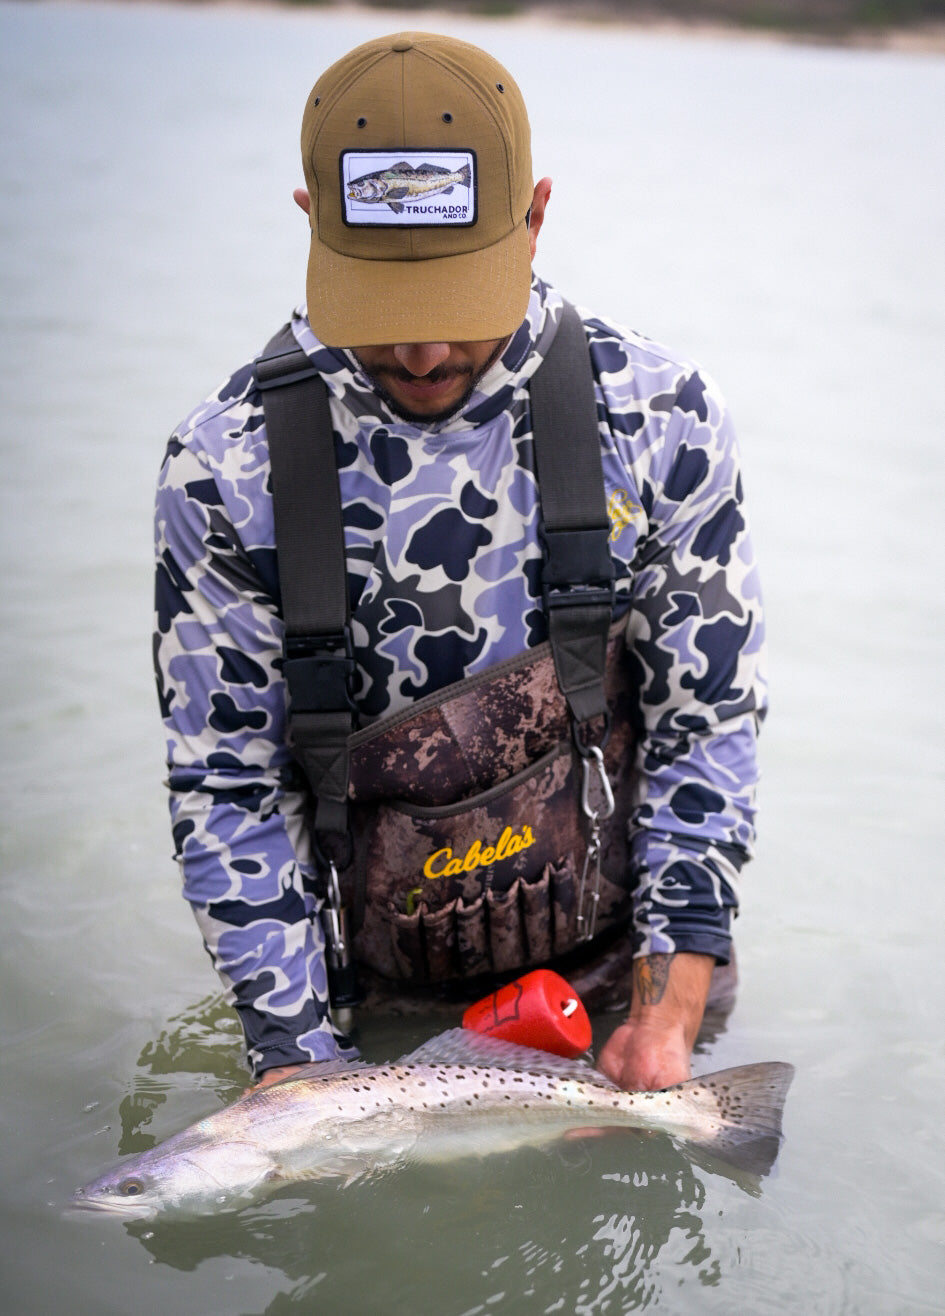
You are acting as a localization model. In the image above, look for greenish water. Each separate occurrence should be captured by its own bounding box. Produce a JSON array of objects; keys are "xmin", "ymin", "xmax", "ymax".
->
[{"xmin": 1, "ymin": 2, "xmax": 943, "ymax": 1311}]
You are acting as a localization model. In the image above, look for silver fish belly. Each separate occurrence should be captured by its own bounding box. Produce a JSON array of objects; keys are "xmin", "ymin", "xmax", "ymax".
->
[{"xmin": 72, "ymin": 1030, "xmax": 793, "ymax": 1217}]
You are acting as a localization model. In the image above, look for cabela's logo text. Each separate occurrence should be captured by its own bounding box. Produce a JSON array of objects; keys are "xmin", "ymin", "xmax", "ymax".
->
[{"xmin": 423, "ymin": 824, "xmax": 535, "ymax": 879}]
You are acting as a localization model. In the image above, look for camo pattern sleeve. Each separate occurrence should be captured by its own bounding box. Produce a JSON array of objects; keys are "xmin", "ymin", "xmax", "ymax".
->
[
  {"xmin": 154, "ymin": 374, "xmax": 358, "ymax": 1076},
  {"xmin": 154, "ymin": 278, "xmax": 764, "ymax": 1073},
  {"xmin": 585, "ymin": 315, "xmax": 766, "ymax": 963}
]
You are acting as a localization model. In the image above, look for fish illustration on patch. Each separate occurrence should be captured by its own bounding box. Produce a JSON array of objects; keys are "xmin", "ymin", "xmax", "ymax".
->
[
  {"xmin": 341, "ymin": 149, "xmax": 477, "ymax": 226},
  {"xmin": 347, "ymin": 160, "xmax": 472, "ymax": 214}
]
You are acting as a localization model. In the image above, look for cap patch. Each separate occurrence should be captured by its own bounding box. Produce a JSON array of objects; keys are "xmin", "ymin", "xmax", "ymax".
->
[{"xmin": 340, "ymin": 150, "xmax": 477, "ymax": 227}]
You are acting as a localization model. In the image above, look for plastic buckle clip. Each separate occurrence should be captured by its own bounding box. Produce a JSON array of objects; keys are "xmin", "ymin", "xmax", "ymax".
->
[
  {"xmin": 540, "ymin": 525, "xmax": 616, "ymax": 614},
  {"xmin": 283, "ymin": 630, "xmax": 356, "ymax": 714}
]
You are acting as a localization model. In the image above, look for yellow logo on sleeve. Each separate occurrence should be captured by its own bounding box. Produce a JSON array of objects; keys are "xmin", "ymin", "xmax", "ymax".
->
[
  {"xmin": 423, "ymin": 825, "xmax": 535, "ymax": 880},
  {"xmin": 607, "ymin": 488, "xmax": 642, "ymax": 542}
]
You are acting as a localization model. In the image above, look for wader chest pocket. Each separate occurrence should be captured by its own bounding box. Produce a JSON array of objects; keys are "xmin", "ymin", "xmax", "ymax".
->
[{"xmin": 346, "ymin": 744, "xmax": 628, "ymax": 984}]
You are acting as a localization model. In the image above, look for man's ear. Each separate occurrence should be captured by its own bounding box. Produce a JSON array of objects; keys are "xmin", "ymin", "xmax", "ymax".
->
[
  {"xmin": 528, "ymin": 176, "xmax": 552, "ymax": 259},
  {"xmin": 293, "ymin": 187, "xmax": 311, "ymax": 215}
]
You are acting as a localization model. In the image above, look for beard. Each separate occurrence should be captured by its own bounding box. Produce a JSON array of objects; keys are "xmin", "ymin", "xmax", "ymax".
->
[{"xmin": 352, "ymin": 338, "xmax": 507, "ymax": 426}]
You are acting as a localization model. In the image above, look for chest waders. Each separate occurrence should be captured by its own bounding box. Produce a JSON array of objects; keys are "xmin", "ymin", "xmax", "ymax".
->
[{"xmin": 255, "ymin": 306, "xmax": 639, "ymax": 1027}]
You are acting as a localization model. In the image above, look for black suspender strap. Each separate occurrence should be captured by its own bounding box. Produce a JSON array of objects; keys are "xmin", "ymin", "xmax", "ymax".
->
[
  {"xmin": 255, "ymin": 324, "xmax": 354, "ymax": 846},
  {"xmin": 530, "ymin": 302, "xmax": 615, "ymax": 744}
]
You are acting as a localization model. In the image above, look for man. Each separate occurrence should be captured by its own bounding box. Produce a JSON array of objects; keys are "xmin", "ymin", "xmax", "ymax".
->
[{"xmin": 154, "ymin": 32, "xmax": 765, "ymax": 1096}]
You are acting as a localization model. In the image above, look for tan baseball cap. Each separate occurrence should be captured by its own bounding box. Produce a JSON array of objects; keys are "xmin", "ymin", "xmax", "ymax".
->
[{"xmin": 300, "ymin": 32, "xmax": 534, "ymax": 347}]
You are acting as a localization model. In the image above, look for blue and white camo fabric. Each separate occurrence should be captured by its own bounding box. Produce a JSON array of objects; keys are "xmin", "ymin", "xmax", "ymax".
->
[{"xmin": 154, "ymin": 278, "xmax": 767, "ymax": 1075}]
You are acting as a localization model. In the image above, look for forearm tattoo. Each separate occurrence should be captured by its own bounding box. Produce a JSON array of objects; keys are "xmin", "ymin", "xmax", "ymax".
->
[{"xmin": 634, "ymin": 954, "xmax": 673, "ymax": 1005}]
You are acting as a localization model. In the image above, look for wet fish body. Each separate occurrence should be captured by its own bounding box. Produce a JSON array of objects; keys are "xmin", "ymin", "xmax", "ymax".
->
[
  {"xmin": 347, "ymin": 161, "xmax": 472, "ymax": 213},
  {"xmin": 73, "ymin": 1030, "xmax": 793, "ymax": 1217}
]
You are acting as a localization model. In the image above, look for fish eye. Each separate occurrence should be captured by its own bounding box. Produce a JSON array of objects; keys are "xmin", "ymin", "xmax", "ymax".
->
[{"xmin": 118, "ymin": 1177, "xmax": 145, "ymax": 1197}]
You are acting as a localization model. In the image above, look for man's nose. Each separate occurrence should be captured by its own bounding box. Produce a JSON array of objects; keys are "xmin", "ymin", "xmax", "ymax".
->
[{"xmin": 392, "ymin": 343, "xmax": 451, "ymax": 376}]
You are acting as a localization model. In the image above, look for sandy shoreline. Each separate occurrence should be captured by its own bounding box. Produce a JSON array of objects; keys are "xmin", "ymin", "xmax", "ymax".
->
[
  {"xmin": 57, "ymin": 0, "xmax": 945, "ymax": 54},
  {"xmin": 519, "ymin": 5, "xmax": 945, "ymax": 51}
]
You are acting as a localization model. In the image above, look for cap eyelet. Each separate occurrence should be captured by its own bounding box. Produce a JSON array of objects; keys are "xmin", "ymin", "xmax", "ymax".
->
[
  {"xmin": 442, "ymin": 112, "xmax": 453, "ymax": 123},
  {"xmin": 357, "ymin": 116, "xmax": 367, "ymax": 128},
  {"xmin": 313, "ymin": 96, "xmax": 320, "ymax": 107},
  {"xmin": 496, "ymin": 83, "xmax": 505, "ymax": 93}
]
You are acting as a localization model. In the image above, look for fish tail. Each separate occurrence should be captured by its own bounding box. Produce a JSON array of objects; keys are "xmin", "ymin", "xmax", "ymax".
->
[
  {"xmin": 459, "ymin": 164, "xmax": 471, "ymax": 187},
  {"xmin": 673, "ymin": 1062, "xmax": 795, "ymax": 1178}
]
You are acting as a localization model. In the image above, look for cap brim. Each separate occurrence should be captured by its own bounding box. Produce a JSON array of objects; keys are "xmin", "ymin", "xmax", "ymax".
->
[{"xmin": 305, "ymin": 222, "xmax": 533, "ymax": 348}]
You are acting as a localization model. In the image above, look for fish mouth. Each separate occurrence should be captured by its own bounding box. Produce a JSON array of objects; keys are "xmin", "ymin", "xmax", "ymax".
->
[{"xmin": 69, "ymin": 1189, "xmax": 157, "ymax": 1220}]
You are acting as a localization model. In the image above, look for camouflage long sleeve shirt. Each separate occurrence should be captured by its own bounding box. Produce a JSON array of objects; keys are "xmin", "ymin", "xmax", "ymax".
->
[{"xmin": 154, "ymin": 279, "xmax": 766, "ymax": 1076}]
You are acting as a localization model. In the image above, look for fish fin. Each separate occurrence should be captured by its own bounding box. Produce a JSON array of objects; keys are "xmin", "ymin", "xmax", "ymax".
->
[
  {"xmin": 442, "ymin": 185, "xmax": 454, "ymax": 194},
  {"xmin": 268, "ymin": 1058, "xmax": 368, "ymax": 1087},
  {"xmin": 418, "ymin": 162, "xmax": 452, "ymax": 175},
  {"xmin": 389, "ymin": 162, "xmax": 415, "ymax": 174},
  {"xmin": 670, "ymin": 1062, "xmax": 795, "ymax": 1178},
  {"xmin": 277, "ymin": 1155, "xmax": 374, "ymax": 1186},
  {"xmin": 387, "ymin": 202, "xmax": 405, "ymax": 214},
  {"xmin": 399, "ymin": 1028, "xmax": 619, "ymax": 1088},
  {"xmin": 385, "ymin": 186, "xmax": 410, "ymax": 200}
]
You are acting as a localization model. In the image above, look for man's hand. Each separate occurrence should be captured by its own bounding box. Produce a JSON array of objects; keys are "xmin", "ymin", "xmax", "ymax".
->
[
  {"xmin": 598, "ymin": 952, "xmax": 714, "ymax": 1092},
  {"xmin": 242, "ymin": 1064, "xmax": 309, "ymax": 1098}
]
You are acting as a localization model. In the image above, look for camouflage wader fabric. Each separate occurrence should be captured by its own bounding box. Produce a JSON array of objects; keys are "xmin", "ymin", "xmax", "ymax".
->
[{"xmin": 342, "ymin": 625, "xmax": 636, "ymax": 995}]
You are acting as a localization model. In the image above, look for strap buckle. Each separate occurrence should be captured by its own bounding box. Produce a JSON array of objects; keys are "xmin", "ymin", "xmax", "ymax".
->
[
  {"xmin": 540, "ymin": 525, "xmax": 616, "ymax": 614},
  {"xmin": 283, "ymin": 630, "xmax": 356, "ymax": 714}
]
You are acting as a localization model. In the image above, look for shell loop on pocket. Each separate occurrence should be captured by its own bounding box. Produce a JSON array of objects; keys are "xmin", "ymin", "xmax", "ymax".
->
[
  {"xmin": 549, "ymin": 856, "xmax": 578, "ymax": 952},
  {"xmin": 520, "ymin": 865, "xmax": 552, "ymax": 964},
  {"xmin": 455, "ymin": 894, "xmax": 489, "ymax": 978},
  {"xmin": 485, "ymin": 880, "xmax": 525, "ymax": 974},
  {"xmin": 419, "ymin": 900, "xmax": 457, "ymax": 982}
]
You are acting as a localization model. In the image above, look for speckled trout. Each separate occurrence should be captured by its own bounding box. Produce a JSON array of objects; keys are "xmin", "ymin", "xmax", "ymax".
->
[
  {"xmin": 72, "ymin": 1030, "xmax": 793, "ymax": 1217},
  {"xmin": 347, "ymin": 161, "xmax": 472, "ymax": 213}
]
